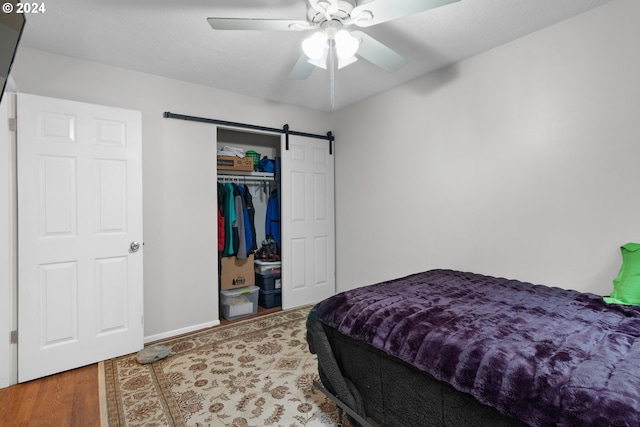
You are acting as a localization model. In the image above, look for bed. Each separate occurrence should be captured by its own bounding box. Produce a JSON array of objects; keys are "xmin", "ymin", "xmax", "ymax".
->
[{"xmin": 306, "ymin": 269, "xmax": 640, "ymax": 427}]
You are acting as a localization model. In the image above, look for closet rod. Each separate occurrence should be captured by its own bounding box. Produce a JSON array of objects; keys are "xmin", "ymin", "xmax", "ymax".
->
[{"xmin": 163, "ymin": 112, "xmax": 335, "ymax": 153}]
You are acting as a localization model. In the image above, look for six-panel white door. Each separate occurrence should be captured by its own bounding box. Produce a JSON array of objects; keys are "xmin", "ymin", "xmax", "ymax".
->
[
  {"xmin": 281, "ymin": 134, "xmax": 335, "ymax": 308},
  {"xmin": 17, "ymin": 93, "xmax": 144, "ymax": 382}
]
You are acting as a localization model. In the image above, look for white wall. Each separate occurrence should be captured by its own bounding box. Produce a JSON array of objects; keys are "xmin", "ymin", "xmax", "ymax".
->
[
  {"xmin": 9, "ymin": 47, "xmax": 333, "ymax": 340},
  {"xmin": 333, "ymin": 0, "xmax": 640, "ymax": 295}
]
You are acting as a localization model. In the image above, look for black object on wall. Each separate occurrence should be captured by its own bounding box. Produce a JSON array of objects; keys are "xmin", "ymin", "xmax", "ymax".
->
[{"xmin": 163, "ymin": 112, "xmax": 334, "ymax": 154}]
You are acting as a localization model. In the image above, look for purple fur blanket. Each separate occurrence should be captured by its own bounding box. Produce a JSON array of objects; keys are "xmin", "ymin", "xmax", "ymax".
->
[{"xmin": 311, "ymin": 269, "xmax": 640, "ymax": 426}]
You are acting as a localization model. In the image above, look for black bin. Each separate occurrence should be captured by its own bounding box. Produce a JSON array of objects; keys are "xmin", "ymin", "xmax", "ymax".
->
[
  {"xmin": 255, "ymin": 271, "xmax": 281, "ymax": 291},
  {"xmin": 259, "ymin": 288, "xmax": 282, "ymax": 308}
]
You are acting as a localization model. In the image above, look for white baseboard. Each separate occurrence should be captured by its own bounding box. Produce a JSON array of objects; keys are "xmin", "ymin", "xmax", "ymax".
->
[{"xmin": 144, "ymin": 319, "xmax": 220, "ymax": 344}]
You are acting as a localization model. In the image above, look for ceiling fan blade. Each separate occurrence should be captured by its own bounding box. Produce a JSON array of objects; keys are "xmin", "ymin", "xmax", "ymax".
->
[
  {"xmin": 207, "ymin": 17, "xmax": 315, "ymax": 31},
  {"xmin": 351, "ymin": 31, "xmax": 407, "ymax": 73},
  {"xmin": 289, "ymin": 54, "xmax": 316, "ymax": 79},
  {"xmin": 351, "ymin": 0, "xmax": 460, "ymax": 28}
]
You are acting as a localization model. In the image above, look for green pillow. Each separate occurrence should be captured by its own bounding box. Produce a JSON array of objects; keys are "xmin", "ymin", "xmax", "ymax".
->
[{"xmin": 604, "ymin": 243, "xmax": 640, "ymax": 305}]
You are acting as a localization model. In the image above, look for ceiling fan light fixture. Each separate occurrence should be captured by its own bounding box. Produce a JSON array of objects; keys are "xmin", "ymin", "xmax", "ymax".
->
[
  {"xmin": 302, "ymin": 31, "xmax": 328, "ymax": 60},
  {"xmin": 307, "ymin": 47, "xmax": 329, "ymax": 69},
  {"xmin": 335, "ymin": 29, "xmax": 359, "ymax": 59}
]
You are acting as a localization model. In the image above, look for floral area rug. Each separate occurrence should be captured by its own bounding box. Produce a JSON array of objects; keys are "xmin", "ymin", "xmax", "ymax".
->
[{"xmin": 100, "ymin": 306, "xmax": 347, "ymax": 427}]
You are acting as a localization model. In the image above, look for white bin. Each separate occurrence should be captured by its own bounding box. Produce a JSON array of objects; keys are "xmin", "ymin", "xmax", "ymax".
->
[{"xmin": 220, "ymin": 285, "xmax": 259, "ymax": 320}]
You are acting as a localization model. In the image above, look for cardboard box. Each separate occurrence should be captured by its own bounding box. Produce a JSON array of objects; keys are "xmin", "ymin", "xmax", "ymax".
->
[
  {"xmin": 221, "ymin": 254, "xmax": 255, "ymax": 290},
  {"xmin": 217, "ymin": 155, "xmax": 254, "ymax": 171}
]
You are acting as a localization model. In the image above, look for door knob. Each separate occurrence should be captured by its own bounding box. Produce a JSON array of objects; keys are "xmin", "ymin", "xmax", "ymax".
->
[{"xmin": 130, "ymin": 241, "xmax": 141, "ymax": 253}]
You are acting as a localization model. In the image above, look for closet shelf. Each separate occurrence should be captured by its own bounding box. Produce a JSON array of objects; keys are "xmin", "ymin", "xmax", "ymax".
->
[{"xmin": 217, "ymin": 170, "xmax": 274, "ymax": 182}]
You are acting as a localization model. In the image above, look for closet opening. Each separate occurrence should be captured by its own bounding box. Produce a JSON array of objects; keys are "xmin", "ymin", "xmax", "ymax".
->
[{"xmin": 216, "ymin": 127, "xmax": 282, "ymax": 324}]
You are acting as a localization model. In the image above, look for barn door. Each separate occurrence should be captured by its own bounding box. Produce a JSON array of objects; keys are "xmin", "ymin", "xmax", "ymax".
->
[
  {"xmin": 281, "ymin": 134, "xmax": 335, "ymax": 309},
  {"xmin": 17, "ymin": 93, "xmax": 143, "ymax": 382}
]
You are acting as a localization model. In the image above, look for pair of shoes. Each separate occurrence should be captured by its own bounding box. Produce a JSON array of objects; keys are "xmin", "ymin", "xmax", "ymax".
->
[{"xmin": 255, "ymin": 237, "xmax": 280, "ymax": 261}]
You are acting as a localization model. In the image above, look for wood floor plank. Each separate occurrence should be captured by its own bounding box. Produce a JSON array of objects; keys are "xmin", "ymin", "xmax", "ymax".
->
[
  {"xmin": 30, "ymin": 370, "xmax": 74, "ymax": 427},
  {"xmin": 0, "ymin": 364, "xmax": 99, "ymax": 427},
  {"xmin": 71, "ymin": 365, "xmax": 101, "ymax": 427},
  {"xmin": 0, "ymin": 379, "xmax": 40, "ymax": 426}
]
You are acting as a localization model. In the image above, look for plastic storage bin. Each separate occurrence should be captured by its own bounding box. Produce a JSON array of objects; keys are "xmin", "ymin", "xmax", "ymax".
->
[
  {"xmin": 259, "ymin": 288, "xmax": 282, "ymax": 309},
  {"xmin": 256, "ymin": 270, "xmax": 281, "ymax": 291},
  {"xmin": 220, "ymin": 286, "xmax": 259, "ymax": 320},
  {"xmin": 254, "ymin": 260, "xmax": 281, "ymax": 275}
]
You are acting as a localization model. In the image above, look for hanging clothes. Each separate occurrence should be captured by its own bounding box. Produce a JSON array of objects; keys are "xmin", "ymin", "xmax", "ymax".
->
[
  {"xmin": 243, "ymin": 184, "xmax": 257, "ymax": 252},
  {"xmin": 217, "ymin": 207, "xmax": 225, "ymax": 252},
  {"xmin": 223, "ymin": 183, "xmax": 236, "ymax": 256},
  {"xmin": 217, "ymin": 183, "xmax": 226, "ymax": 252},
  {"xmin": 238, "ymin": 185, "xmax": 255, "ymax": 253},
  {"xmin": 265, "ymin": 188, "xmax": 280, "ymax": 248},
  {"xmin": 218, "ymin": 181, "xmax": 260, "ymax": 258},
  {"xmin": 234, "ymin": 185, "xmax": 248, "ymax": 259}
]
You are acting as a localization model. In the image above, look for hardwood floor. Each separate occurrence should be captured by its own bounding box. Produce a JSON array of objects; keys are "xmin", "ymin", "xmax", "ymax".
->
[
  {"xmin": 0, "ymin": 306, "xmax": 281, "ymax": 426},
  {"xmin": 0, "ymin": 364, "xmax": 100, "ymax": 427}
]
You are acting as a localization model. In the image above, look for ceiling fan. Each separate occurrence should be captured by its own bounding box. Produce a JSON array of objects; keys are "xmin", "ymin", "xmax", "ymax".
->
[{"xmin": 207, "ymin": 0, "xmax": 460, "ymax": 80}]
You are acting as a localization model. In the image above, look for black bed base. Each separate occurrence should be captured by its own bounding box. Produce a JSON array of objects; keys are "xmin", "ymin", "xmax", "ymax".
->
[{"xmin": 320, "ymin": 324, "xmax": 529, "ymax": 427}]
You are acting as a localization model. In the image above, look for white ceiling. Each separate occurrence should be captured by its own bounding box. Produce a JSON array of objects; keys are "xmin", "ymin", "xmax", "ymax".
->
[{"xmin": 19, "ymin": 0, "xmax": 613, "ymax": 112}]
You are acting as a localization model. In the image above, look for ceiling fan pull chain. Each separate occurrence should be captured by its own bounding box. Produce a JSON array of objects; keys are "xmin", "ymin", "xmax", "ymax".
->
[{"xmin": 329, "ymin": 41, "xmax": 336, "ymax": 109}]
